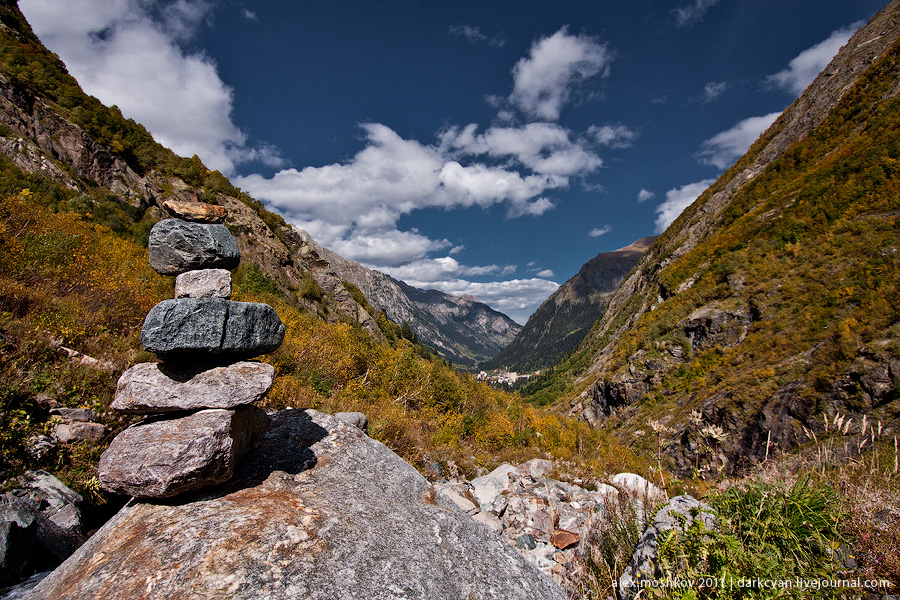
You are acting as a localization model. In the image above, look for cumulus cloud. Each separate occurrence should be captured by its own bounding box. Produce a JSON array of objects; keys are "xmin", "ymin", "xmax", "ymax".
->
[
  {"xmin": 589, "ymin": 124, "xmax": 638, "ymax": 148},
  {"xmin": 696, "ymin": 112, "xmax": 780, "ymax": 169},
  {"xmin": 449, "ymin": 24, "xmax": 505, "ymax": 47},
  {"xmin": 536, "ymin": 269, "xmax": 554, "ymax": 278},
  {"xmin": 702, "ymin": 81, "xmax": 728, "ymax": 103},
  {"xmin": 674, "ymin": 0, "xmax": 719, "ymax": 27},
  {"xmin": 509, "ymin": 28, "xmax": 612, "ymax": 120},
  {"xmin": 654, "ymin": 178, "xmax": 716, "ymax": 233},
  {"xmin": 19, "ymin": 0, "xmax": 281, "ymax": 174},
  {"xmin": 441, "ymin": 122, "xmax": 603, "ymax": 177},
  {"xmin": 637, "ymin": 188, "xmax": 655, "ymax": 203},
  {"xmin": 589, "ymin": 225, "xmax": 611, "ymax": 237},
  {"xmin": 766, "ymin": 23, "xmax": 861, "ymax": 97}
]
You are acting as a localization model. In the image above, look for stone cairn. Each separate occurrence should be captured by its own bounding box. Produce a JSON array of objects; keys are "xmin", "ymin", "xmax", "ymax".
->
[{"xmin": 97, "ymin": 200, "xmax": 285, "ymax": 499}]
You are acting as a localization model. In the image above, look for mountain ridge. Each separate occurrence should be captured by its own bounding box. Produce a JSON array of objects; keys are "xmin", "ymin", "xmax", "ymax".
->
[
  {"xmin": 295, "ymin": 230, "xmax": 521, "ymax": 368},
  {"xmin": 482, "ymin": 236, "xmax": 655, "ymax": 373}
]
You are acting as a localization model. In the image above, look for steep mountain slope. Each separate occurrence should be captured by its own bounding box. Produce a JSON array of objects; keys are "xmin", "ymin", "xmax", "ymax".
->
[
  {"xmin": 297, "ymin": 232, "xmax": 521, "ymax": 368},
  {"xmin": 527, "ymin": 1, "xmax": 900, "ymax": 473},
  {"xmin": 482, "ymin": 237, "xmax": 655, "ymax": 373}
]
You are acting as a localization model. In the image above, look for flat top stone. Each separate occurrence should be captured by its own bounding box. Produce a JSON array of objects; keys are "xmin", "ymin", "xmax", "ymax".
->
[
  {"xmin": 147, "ymin": 219, "xmax": 239, "ymax": 276},
  {"xmin": 162, "ymin": 199, "xmax": 228, "ymax": 224},
  {"xmin": 174, "ymin": 269, "xmax": 231, "ymax": 299},
  {"xmin": 112, "ymin": 361, "xmax": 275, "ymax": 414},
  {"xmin": 33, "ymin": 410, "xmax": 566, "ymax": 600}
]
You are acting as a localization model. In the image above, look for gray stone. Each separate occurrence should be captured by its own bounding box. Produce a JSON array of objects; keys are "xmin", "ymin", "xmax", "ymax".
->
[
  {"xmin": 619, "ymin": 495, "xmax": 718, "ymax": 600},
  {"xmin": 112, "ymin": 361, "xmax": 275, "ymax": 414},
  {"xmin": 175, "ymin": 269, "xmax": 232, "ymax": 299},
  {"xmin": 25, "ymin": 435, "xmax": 55, "ymax": 460},
  {"xmin": 48, "ymin": 408, "xmax": 95, "ymax": 422},
  {"xmin": 52, "ymin": 422, "xmax": 106, "ymax": 444},
  {"xmin": 18, "ymin": 471, "xmax": 83, "ymax": 536},
  {"xmin": 516, "ymin": 533, "xmax": 537, "ymax": 550},
  {"xmin": 31, "ymin": 410, "xmax": 566, "ymax": 600},
  {"xmin": 519, "ymin": 458, "xmax": 554, "ymax": 478},
  {"xmin": 98, "ymin": 407, "xmax": 269, "ymax": 499},
  {"xmin": 141, "ymin": 299, "xmax": 285, "ymax": 360},
  {"xmin": 0, "ymin": 570, "xmax": 51, "ymax": 599},
  {"xmin": 147, "ymin": 219, "xmax": 239, "ymax": 275},
  {"xmin": 334, "ymin": 411, "xmax": 368, "ymax": 432}
]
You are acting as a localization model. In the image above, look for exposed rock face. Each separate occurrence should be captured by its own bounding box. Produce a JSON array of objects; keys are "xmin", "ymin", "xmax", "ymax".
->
[
  {"xmin": 32, "ymin": 410, "xmax": 566, "ymax": 600},
  {"xmin": 98, "ymin": 407, "xmax": 270, "ymax": 499},
  {"xmin": 141, "ymin": 298, "xmax": 285, "ymax": 360},
  {"xmin": 483, "ymin": 237, "xmax": 656, "ymax": 372},
  {"xmin": 112, "ymin": 361, "xmax": 275, "ymax": 414},
  {"xmin": 174, "ymin": 268, "xmax": 232, "ymax": 299},
  {"xmin": 298, "ymin": 230, "xmax": 521, "ymax": 368},
  {"xmin": 619, "ymin": 496, "xmax": 718, "ymax": 600},
  {"xmin": 147, "ymin": 219, "xmax": 240, "ymax": 275}
]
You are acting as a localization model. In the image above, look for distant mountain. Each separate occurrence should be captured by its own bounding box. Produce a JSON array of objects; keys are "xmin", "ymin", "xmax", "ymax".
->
[
  {"xmin": 481, "ymin": 237, "xmax": 655, "ymax": 373},
  {"xmin": 523, "ymin": 1, "xmax": 900, "ymax": 474},
  {"xmin": 296, "ymin": 232, "xmax": 522, "ymax": 369}
]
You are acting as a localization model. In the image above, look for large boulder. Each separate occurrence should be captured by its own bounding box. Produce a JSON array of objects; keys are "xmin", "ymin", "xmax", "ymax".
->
[
  {"xmin": 141, "ymin": 299, "xmax": 285, "ymax": 361},
  {"xmin": 98, "ymin": 407, "xmax": 270, "ymax": 498},
  {"xmin": 31, "ymin": 410, "xmax": 567, "ymax": 600},
  {"xmin": 147, "ymin": 219, "xmax": 239, "ymax": 275},
  {"xmin": 112, "ymin": 361, "xmax": 275, "ymax": 414}
]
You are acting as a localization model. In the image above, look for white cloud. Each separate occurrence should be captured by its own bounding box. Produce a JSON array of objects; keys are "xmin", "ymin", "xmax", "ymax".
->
[
  {"xmin": 449, "ymin": 24, "xmax": 505, "ymax": 47},
  {"xmin": 509, "ymin": 28, "xmax": 612, "ymax": 121},
  {"xmin": 654, "ymin": 178, "xmax": 716, "ymax": 233},
  {"xmin": 589, "ymin": 124, "xmax": 638, "ymax": 148},
  {"xmin": 441, "ymin": 122, "xmax": 603, "ymax": 177},
  {"xmin": 696, "ymin": 112, "xmax": 780, "ymax": 169},
  {"xmin": 674, "ymin": 0, "xmax": 719, "ymax": 27},
  {"xmin": 589, "ymin": 225, "xmax": 611, "ymax": 237},
  {"xmin": 637, "ymin": 188, "xmax": 655, "ymax": 203},
  {"xmin": 702, "ymin": 81, "xmax": 728, "ymax": 103},
  {"xmin": 766, "ymin": 23, "xmax": 861, "ymax": 97},
  {"xmin": 536, "ymin": 269, "xmax": 554, "ymax": 277},
  {"xmin": 19, "ymin": 0, "xmax": 281, "ymax": 175},
  {"xmin": 242, "ymin": 9, "xmax": 257, "ymax": 21}
]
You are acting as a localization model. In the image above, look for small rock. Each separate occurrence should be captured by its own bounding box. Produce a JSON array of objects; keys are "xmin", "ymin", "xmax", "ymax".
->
[
  {"xmin": 26, "ymin": 435, "xmax": 56, "ymax": 460},
  {"xmin": 18, "ymin": 471, "xmax": 84, "ymax": 536},
  {"xmin": 519, "ymin": 459, "xmax": 554, "ymax": 478},
  {"xmin": 435, "ymin": 484, "xmax": 478, "ymax": 514},
  {"xmin": 147, "ymin": 219, "xmax": 239, "ymax": 275},
  {"xmin": 473, "ymin": 511, "xmax": 503, "ymax": 532},
  {"xmin": 334, "ymin": 412, "xmax": 368, "ymax": 432},
  {"xmin": 98, "ymin": 407, "xmax": 269, "ymax": 498},
  {"xmin": 52, "ymin": 422, "xmax": 106, "ymax": 444},
  {"xmin": 550, "ymin": 529, "xmax": 580, "ymax": 549},
  {"xmin": 112, "ymin": 361, "xmax": 275, "ymax": 414},
  {"xmin": 515, "ymin": 533, "xmax": 537, "ymax": 550},
  {"xmin": 141, "ymin": 298, "xmax": 285, "ymax": 360},
  {"xmin": 174, "ymin": 268, "xmax": 232, "ymax": 299},
  {"xmin": 611, "ymin": 472, "xmax": 665, "ymax": 503},
  {"xmin": 49, "ymin": 407, "xmax": 95, "ymax": 422},
  {"xmin": 162, "ymin": 199, "xmax": 228, "ymax": 223}
]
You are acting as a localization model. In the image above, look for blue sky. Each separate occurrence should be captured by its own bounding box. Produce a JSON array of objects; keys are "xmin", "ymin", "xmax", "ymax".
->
[{"xmin": 21, "ymin": 0, "xmax": 886, "ymax": 323}]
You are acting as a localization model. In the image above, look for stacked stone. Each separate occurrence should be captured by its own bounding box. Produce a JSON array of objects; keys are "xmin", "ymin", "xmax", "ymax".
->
[{"xmin": 98, "ymin": 202, "xmax": 285, "ymax": 499}]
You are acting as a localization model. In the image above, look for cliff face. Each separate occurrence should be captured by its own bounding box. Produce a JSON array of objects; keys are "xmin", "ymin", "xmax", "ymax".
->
[
  {"xmin": 482, "ymin": 237, "xmax": 655, "ymax": 373},
  {"xmin": 540, "ymin": 1, "xmax": 900, "ymax": 473},
  {"xmin": 298, "ymin": 231, "xmax": 521, "ymax": 368}
]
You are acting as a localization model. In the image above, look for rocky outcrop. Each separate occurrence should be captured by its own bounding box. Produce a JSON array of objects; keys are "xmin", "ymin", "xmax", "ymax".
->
[
  {"xmin": 29, "ymin": 410, "xmax": 567, "ymax": 600},
  {"xmin": 484, "ymin": 237, "xmax": 655, "ymax": 372},
  {"xmin": 298, "ymin": 230, "xmax": 521, "ymax": 368}
]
